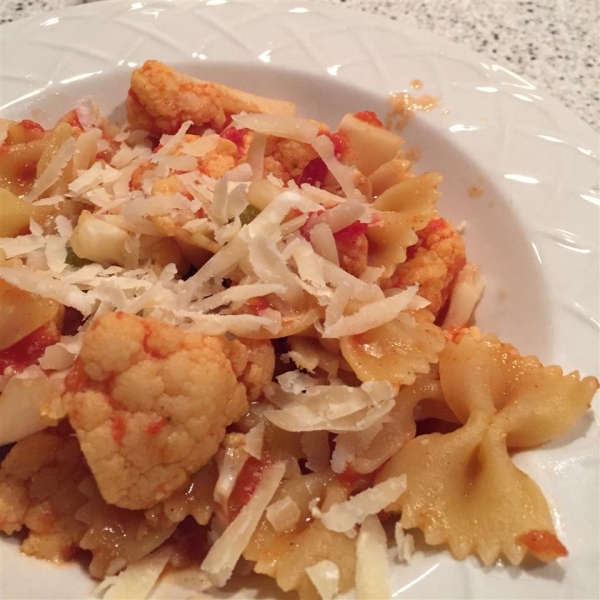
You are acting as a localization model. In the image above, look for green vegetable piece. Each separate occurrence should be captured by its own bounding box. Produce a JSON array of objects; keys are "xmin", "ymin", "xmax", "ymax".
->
[
  {"xmin": 65, "ymin": 246, "xmax": 92, "ymax": 268},
  {"xmin": 239, "ymin": 205, "xmax": 261, "ymax": 225}
]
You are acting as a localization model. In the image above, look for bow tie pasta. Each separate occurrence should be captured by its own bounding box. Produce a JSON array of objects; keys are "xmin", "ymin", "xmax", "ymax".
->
[{"xmin": 376, "ymin": 333, "xmax": 597, "ymax": 565}]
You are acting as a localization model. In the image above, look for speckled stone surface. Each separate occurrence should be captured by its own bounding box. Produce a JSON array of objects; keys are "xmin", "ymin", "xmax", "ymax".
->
[{"xmin": 1, "ymin": 0, "xmax": 597, "ymax": 129}]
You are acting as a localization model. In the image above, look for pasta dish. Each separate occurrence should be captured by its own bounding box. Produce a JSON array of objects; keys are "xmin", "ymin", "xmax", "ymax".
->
[{"xmin": 0, "ymin": 61, "xmax": 597, "ymax": 599}]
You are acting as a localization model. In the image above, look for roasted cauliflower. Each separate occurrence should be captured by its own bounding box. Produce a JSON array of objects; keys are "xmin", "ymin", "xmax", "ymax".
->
[
  {"xmin": 0, "ymin": 424, "xmax": 89, "ymax": 560},
  {"xmin": 127, "ymin": 60, "xmax": 295, "ymax": 136},
  {"xmin": 385, "ymin": 217, "xmax": 466, "ymax": 313},
  {"xmin": 63, "ymin": 312, "xmax": 273, "ymax": 510}
]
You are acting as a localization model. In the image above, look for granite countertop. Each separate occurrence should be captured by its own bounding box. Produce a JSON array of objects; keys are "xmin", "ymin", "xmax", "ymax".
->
[{"xmin": 1, "ymin": 0, "xmax": 598, "ymax": 130}]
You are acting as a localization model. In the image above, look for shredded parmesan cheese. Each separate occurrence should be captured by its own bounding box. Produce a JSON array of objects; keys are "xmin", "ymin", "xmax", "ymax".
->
[
  {"xmin": 355, "ymin": 515, "xmax": 391, "ymax": 600},
  {"xmin": 264, "ymin": 379, "xmax": 395, "ymax": 433},
  {"xmin": 320, "ymin": 475, "xmax": 407, "ymax": 533},
  {"xmin": 265, "ymin": 496, "xmax": 301, "ymax": 533},
  {"xmin": 97, "ymin": 545, "xmax": 172, "ymax": 600},
  {"xmin": 243, "ymin": 422, "xmax": 265, "ymax": 460},
  {"xmin": 201, "ymin": 462, "xmax": 285, "ymax": 586},
  {"xmin": 305, "ymin": 560, "xmax": 340, "ymax": 600},
  {"xmin": 25, "ymin": 137, "xmax": 76, "ymax": 201},
  {"xmin": 394, "ymin": 521, "xmax": 415, "ymax": 563}
]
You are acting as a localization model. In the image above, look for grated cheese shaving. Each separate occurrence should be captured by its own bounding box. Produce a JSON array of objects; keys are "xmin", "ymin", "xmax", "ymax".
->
[
  {"xmin": 155, "ymin": 121, "xmax": 192, "ymax": 156},
  {"xmin": 264, "ymin": 379, "xmax": 395, "ymax": 433},
  {"xmin": 305, "ymin": 560, "xmax": 340, "ymax": 600},
  {"xmin": 319, "ymin": 475, "xmax": 407, "ymax": 533},
  {"xmin": 214, "ymin": 437, "xmax": 249, "ymax": 508},
  {"xmin": 25, "ymin": 136, "xmax": 76, "ymax": 202},
  {"xmin": 38, "ymin": 334, "xmax": 84, "ymax": 371},
  {"xmin": 55, "ymin": 215, "xmax": 74, "ymax": 238},
  {"xmin": 45, "ymin": 236, "xmax": 68, "ymax": 273},
  {"xmin": 355, "ymin": 515, "xmax": 391, "ymax": 600},
  {"xmin": 232, "ymin": 113, "xmax": 318, "ymax": 143},
  {"xmin": 394, "ymin": 521, "xmax": 415, "ymax": 563},
  {"xmin": 243, "ymin": 422, "xmax": 265, "ymax": 460},
  {"xmin": 442, "ymin": 262, "xmax": 484, "ymax": 329},
  {"xmin": 322, "ymin": 285, "xmax": 420, "ymax": 338},
  {"xmin": 0, "ymin": 235, "xmax": 45, "ymax": 259},
  {"xmin": 0, "ymin": 266, "xmax": 96, "ymax": 315},
  {"xmin": 312, "ymin": 134, "xmax": 363, "ymax": 201},
  {"xmin": 309, "ymin": 222, "xmax": 339, "ymax": 266},
  {"xmin": 265, "ymin": 496, "xmax": 301, "ymax": 533},
  {"xmin": 201, "ymin": 462, "xmax": 285, "ymax": 586},
  {"xmin": 247, "ymin": 132, "xmax": 267, "ymax": 180},
  {"xmin": 96, "ymin": 545, "xmax": 172, "ymax": 600}
]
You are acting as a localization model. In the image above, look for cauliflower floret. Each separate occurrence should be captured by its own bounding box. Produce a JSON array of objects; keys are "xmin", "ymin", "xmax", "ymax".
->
[
  {"xmin": 239, "ymin": 338, "xmax": 276, "ymax": 401},
  {"xmin": 126, "ymin": 60, "xmax": 295, "ymax": 137},
  {"xmin": 336, "ymin": 231, "xmax": 368, "ymax": 278},
  {"xmin": 384, "ymin": 218, "xmax": 466, "ymax": 313},
  {"xmin": 0, "ymin": 424, "xmax": 89, "ymax": 560},
  {"xmin": 63, "ymin": 312, "xmax": 252, "ymax": 510},
  {"xmin": 263, "ymin": 138, "xmax": 319, "ymax": 182}
]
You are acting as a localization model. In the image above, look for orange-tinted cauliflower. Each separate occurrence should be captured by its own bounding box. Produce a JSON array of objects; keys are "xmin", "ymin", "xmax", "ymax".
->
[
  {"xmin": 263, "ymin": 138, "xmax": 319, "ymax": 182},
  {"xmin": 0, "ymin": 424, "xmax": 89, "ymax": 561},
  {"xmin": 0, "ymin": 423, "xmax": 202, "ymax": 577},
  {"xmin": 385, "ymin": 217, "xmax": 466, "ymax": 313},
  {"xmin": 238, "ymin": 338, "xmax": 276, "ymax": 401},
  {"xmin": 127, "ymin": 60, "xmax": 295, "ymax": 137},
  {"xmin": 63, "ymin": 312, "xmax": 267, "ymax": 510}
]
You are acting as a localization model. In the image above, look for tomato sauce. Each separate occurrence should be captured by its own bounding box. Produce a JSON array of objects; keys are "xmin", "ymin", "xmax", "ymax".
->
[
  {"xmin": 19, "ymin": 119, "xmax": 45, "ymax": 133},
  {"xmin": 227, "ymin": 455, "xmax": 272, "ymax": 519},
  {"xmin": 333, "ymin": 220, "xmax": 368, "ymax": 244},
  {"xmin": 324, "ymin": 131, "xmax": 349, "ymax": 159},
  {"xmin": 353, "ymin": 111, "xmax": 384, "ymax": 127},
  {"xmin": 145, "ymin": 417, "xmax": 166, "ymax": 437},
  {"xmin": 220, "ymin": 126, "xmax": 247, "ymax": 158},
  {"xmin": 64, "ymin": 357, "xmax": 89, "ymax": 393},
  {"xmin": 111, "ymin": 414, "xmax": 127, "ymax": 444},
  {"xmin": 297, "ymin": 158, "xmax": 328, "ymax": 187},
  {"xmin": 0, "ymin": 323, "xmax": 59, "ymax": 373}
]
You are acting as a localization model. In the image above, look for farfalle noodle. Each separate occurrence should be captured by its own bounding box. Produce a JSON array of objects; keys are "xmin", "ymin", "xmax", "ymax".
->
[
  {"xmin": 376, "ymin": 333, "xmax": 598, "ymax": 565},
  {"xmin": 340, "ymin": 309, "xmax": 446, "ymax": 388}
]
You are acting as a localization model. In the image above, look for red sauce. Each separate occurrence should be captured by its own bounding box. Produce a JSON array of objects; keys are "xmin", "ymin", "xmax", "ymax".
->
[
  {"xmin": 62, "ymin": 109, "xmax": 83, "ymax": 129},
  {"xmin": 299, "ymin": 210, "xmax": 325, "ymax": 239},
  {"xmin": 333, "ymin": 220, "xmax": 368, "ymax": 243},
  {"xmin": 19, "ymin": 119, "xmax": 45, "ymax": 133},
  {"xmin": 324, "ymin": 131, "xmax": 349, "ymax": 159},
  {"xmin": 296, "ymin": 158, "xmax": 328, "ymax": 187},
  {"xmin": 152, "ymin": 144, "xmax": 164, "ymax": 154},
  {"xmin": 336, "ymin": 467, "xmax": 374, "ymax": 490},
  {"xmin": 141, "ymin": 321, "xmax": 164, "ymax": 359},
  {"xmin": 16, "ymin": 162, "xmax": 38, "ymax": 188},
  {"xmin": 64, "ymin": 357, "xmax": 89, "ymax": 393},
  {"xmin": 246, "ymin": 297, "xmax": 270, "ymax": 316},
  {"xmin": 0, "ymin": 323, "xmax": 60, "ymax": 373},
  {"xmin": 353, "ymin": 111, "xmax": 384, "ymax": 127},
  {"xmin": 227, "ymin": 455, "xmax": 272, "ymax": 519},
  {"xmin": 517, "ymin": 530, "xmax": 568, "ymax": 561},
  {"xmin": 111, "ymin": 414, "xmax": 127, "ymax": 444},
  {"xmin": 145, "ymin": 417, "xmax": 166, "ymax": 437},
  {"xmin": 220, "ymin": 126, "xmax": 247, "ymax": 158}
]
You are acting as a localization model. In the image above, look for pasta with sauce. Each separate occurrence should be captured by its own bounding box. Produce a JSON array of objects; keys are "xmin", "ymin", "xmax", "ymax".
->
[{"xmin": 0, "ymin": 60, "xmax": 597, "ymax": 600}]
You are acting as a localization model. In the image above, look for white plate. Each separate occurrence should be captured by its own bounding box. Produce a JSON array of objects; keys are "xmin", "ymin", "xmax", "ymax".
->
[{"xmin": 1, "ymin": 1, "xmax": 598, "ymax": 598}]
